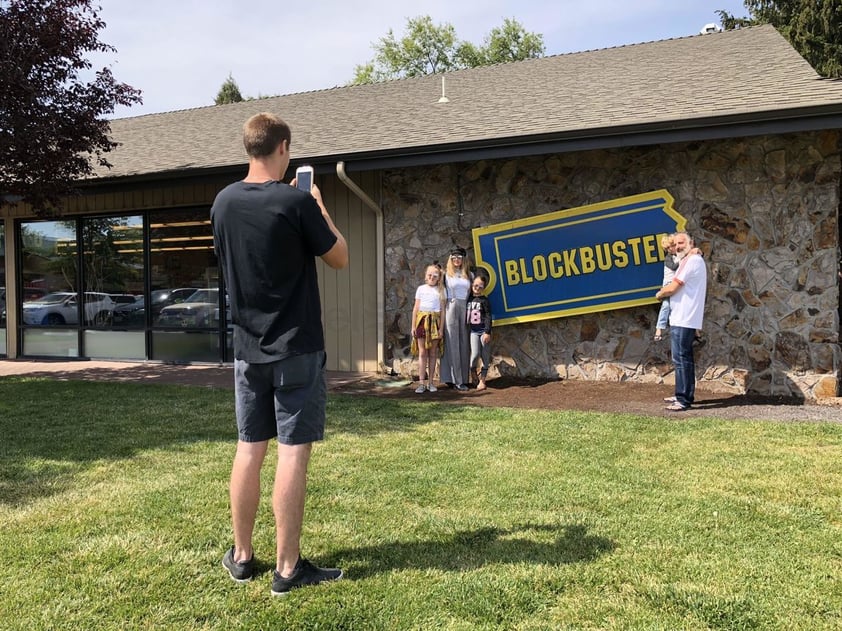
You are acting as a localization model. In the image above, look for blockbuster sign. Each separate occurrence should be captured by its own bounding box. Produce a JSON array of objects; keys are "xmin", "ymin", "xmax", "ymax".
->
[{"xmin": 471, "ymin": 190, "xmax": 686, "ymax": 326}]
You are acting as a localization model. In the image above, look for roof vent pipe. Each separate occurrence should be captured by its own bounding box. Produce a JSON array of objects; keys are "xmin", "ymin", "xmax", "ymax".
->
[{"xmin": 438, "ymin": 76, "xmax": 449, "ymax": 103}]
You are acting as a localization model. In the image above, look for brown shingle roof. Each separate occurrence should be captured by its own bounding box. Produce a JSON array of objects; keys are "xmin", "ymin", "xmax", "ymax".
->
[{"xmin": 100, "ymin": 25, "xmax": 842, "ymax": 180}]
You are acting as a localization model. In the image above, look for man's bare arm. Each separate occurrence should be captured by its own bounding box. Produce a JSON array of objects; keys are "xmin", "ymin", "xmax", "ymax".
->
[{"xmin": 311, "ymin": 183, "xmax": 348, "ymax": 270}]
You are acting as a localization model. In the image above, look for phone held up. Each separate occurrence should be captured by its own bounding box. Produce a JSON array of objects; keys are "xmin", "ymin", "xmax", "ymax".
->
[{"xmin": 295, "ymin": 165, "xmax": 314, "ymax": 192}]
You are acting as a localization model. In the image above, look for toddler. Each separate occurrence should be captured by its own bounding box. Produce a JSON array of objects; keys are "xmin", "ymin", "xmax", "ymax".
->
[{"xmin": 654, "ymin": 234, "xmax": 678, "ymax": 341}]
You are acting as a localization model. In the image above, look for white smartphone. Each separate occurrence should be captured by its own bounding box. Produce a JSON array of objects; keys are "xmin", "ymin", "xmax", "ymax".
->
[{"xmin": 295, "ymin": 165, "xmax": 314, "ymax": 192}]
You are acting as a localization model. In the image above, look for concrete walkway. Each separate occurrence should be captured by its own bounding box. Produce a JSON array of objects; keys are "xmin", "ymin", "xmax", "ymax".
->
[{"xmin": 0, "ymin": 358, "xmax": 374, "ymax": 390}]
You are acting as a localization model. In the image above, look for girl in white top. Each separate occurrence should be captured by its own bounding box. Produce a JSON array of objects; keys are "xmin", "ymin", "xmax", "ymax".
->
[
  {"xmin": 440, "ymin": 246, "xmax": 473, "ymax": 390},
  {"xmin": 411, "ymin": 264, "xmax": 445, "ymax": 393}
]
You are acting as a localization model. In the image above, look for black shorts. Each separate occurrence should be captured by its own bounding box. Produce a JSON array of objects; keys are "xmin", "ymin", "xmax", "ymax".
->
[{"xmin": 234, "ymin": 351, "xmax": 327, "ymax": 445}]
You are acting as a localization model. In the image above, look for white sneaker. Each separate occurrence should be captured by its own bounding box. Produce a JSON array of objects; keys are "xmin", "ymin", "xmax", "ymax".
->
[
  {"xmin": 428, "ymin": 384, "xmax": 438, "ymax": 393},
  {"xmin": 415, "ymin": 384, "xmax": 426, "ymax": 394}
]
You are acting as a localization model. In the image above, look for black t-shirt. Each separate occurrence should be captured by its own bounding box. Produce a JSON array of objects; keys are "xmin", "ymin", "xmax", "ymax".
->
[
  {"xmin": 465, "ymin": 294, "xmax": 492, "ymax": 334},
  {"xmin": 211, "ymin": 180, "xmax": 338, "ymax": 362}
]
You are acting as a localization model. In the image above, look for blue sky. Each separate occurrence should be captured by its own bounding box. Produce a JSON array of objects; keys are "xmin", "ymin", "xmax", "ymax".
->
[{"xmin": 92, "ymin": 0, "xmax": 750, "ymax": 119}]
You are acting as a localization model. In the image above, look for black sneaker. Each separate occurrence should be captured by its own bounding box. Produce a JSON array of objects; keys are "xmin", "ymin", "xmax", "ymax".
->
[
  {"xmin": 271, "ymin": 557, "xmax": 343, "ymax": 596},
  {"xmin": 222, "ymin": 546, "xmax": 255, "ymax": 583}
]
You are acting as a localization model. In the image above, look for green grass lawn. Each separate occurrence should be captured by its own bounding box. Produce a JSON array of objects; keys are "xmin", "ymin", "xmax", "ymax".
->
[{"xmin": 1, "ymin": 378, "xmax": 841, "ymax": 630}]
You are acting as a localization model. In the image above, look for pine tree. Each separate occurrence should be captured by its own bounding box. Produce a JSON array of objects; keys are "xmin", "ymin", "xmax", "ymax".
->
[{"xmin": 215, "ymin": 74, "xmax": 244, "ymax": 105}]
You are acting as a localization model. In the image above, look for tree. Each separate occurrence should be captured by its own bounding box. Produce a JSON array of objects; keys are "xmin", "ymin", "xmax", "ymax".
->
[
  {"xmin": 0, "ymin": 0, "xmax": 142, "ymax": 214},
  {"xmin": 718, "ymin": 1, "xmax": 842, "ymax": 77},
  {"xmin": 212, "ymin": 75, "xmax": 280, "ymax": 104},
  {"xmin": 351, "ymin": 15, "xmax": 544, "ymax": 84},
  {"xmin": 215, "ymin": 73, "xmax": 244, "ymax": 105},
  {"xmin": 353, "ymin": 16, "xmax": 460, "ymax": 83},
  {"xmin": 457, "ymin": 18, "xmax": 546, "ymax": 67}
]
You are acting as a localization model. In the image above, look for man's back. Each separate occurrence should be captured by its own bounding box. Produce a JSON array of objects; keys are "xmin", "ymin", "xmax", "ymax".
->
[{"xmin": 211, "ymin": 180, "xmax": 337, "ymax": 362}]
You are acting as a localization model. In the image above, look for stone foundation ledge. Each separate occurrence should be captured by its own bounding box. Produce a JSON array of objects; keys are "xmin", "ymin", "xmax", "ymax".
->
[{"xmin": 815, "ymin": 397, "xmax": 842, "ymax": 407}]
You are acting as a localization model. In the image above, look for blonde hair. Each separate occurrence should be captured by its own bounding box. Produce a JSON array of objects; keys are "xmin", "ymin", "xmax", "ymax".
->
[
  {"xmin": 660, "ymin": 234, "xmax": 675, "ymax": 249},
  {"xmin": 424, "ymin": 264, "xmax": 445, "ymax": 302},
  {"xmin": 446, "ymin": 253, "xmax": 472, "ymax": 279}
]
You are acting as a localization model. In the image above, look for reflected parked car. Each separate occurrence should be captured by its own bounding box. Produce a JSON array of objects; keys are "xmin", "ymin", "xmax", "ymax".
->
[
  {"xmin": 150, "ymin": 288, "xmax": 200, "ymax": 319},
  {"xmin": 1, "ymin": 286, "xmax": 47, "ymax": 323},
  {"xmin": 111, "ymin": 295, "xmax": 145, "ymax": 326},
  {"xmin": 22, "ymin": 292, "xmax": 115, "ymax": 326},
  {"xmin": 156, "ymin": 288, "xmax": 226, "ymax": 328},
  {"xmin": 109, "ymin": 293, "xmax": 141, "ymax": 306}
]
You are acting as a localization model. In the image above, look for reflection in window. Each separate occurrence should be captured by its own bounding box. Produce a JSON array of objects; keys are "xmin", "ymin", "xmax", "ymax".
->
[
  {"xmin": 15, "ymin": 208, "xmax": 230, "ymax": 362},
  {"xmin": 83, "ymin": 215, "xmax": 144, "ymax": 329},
  {"xmin": 149, "ymin": 208, "xmax": 220, "ymax": 331},
  {"xmin": 20, "ymin": 221, "xmax": 77, "ymax": 326},
  {"xmin": 1, "ymin": 222, "xmax": 5, "ymax": 353},
  {"xmin": 20, "ymin": 217, "xmax": 146, "ymax": 330}
]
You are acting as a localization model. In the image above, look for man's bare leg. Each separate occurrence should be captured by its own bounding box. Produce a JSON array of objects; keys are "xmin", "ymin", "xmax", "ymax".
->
[
  {"xmin": 273, "ymin": 441, "xmax": 313, "ymax": 576},
  {"xmin": 230, "ymin": 439, "xmax": 269, "ymax": 562}
]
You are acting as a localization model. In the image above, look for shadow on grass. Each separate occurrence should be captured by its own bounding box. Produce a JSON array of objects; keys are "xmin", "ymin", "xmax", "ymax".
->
[
  {"xmin": 0, "ymin": 379, "xmax": 470, "ymax": 507},
  {"xmin": 0, "ymin": 378, "xmax": 229, "ymax": 506},
  {"xmin": 691, "ymin": 393, "xmax": 806, "ymax": 408},
  {"xmin": 307, "ymin": 523, "xmax": 615, "ymax": 580},
  {"xmin": 327, "ymin": 395, "xmax": 480, "ymax": 435}
]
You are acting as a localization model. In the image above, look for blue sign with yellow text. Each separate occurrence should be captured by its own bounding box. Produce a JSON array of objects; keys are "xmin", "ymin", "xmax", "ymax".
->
[{"xmin": 471, "ymin": 190, "xmax": 686, "ymax": 326}]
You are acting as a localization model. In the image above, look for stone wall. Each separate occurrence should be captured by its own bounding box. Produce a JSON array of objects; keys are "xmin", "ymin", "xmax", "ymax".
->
[{"xmin": 382, "ymin": 131, "xmax": 841, "ymax": 400}]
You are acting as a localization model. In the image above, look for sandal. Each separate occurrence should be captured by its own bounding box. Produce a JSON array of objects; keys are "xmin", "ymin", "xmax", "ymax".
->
[{"xmin": 665, "ymin": 402, "xmax": 688, "ymax": 412}]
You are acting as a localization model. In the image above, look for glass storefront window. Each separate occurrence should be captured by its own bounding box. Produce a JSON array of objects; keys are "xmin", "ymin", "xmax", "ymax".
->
[
  {"xmin": 22, "ymin": 329, "xmax": 78, "ymax": 357},
  {"xmin": 149, "ymin": 208, "xmax": 227, "ymax": 362},
  {"xmin": 82, "ymin": 215, "xmax": 144, "ymax": 329},
  {"xmin": 20, "ymin": 221, "xmax": 77, "ymax": 326},
  {"xmin": 1, "ymin": 221, "xmax": 5, "ymax": 356},
  {"xmin": 15, "ymin": 208, "xmax": 229, "ymax": 363},
  {"xmin": 152, "ymin": 331, "xmax": 225, "ymax": 363},
  {"xmin": 84, "ymin": 330, "xmax": 145, "ymax": 359}
]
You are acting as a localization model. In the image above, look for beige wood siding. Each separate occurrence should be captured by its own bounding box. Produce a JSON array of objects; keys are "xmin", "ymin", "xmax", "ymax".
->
[
  {"xmin": 316, "ymin": 171, "xmax": 379, "ymax": 372},
  {"xmin": 0, "ymin": 177, "xmax": 237, "ymax": 218}
]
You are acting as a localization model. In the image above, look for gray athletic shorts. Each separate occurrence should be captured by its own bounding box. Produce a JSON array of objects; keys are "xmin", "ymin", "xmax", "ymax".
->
[{"xmin": 234, "ymin": 351, "xmax": 327, "ymax": 445}]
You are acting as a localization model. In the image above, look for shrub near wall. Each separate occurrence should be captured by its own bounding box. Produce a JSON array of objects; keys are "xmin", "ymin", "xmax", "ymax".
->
[{"xmin": 383, "ymin": 131, "xmax": 841, "ymax": 400}]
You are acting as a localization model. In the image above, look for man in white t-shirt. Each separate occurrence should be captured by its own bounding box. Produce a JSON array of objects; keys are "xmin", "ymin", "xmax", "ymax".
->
[{"xmin": 655, "ymin": 232, "xmax": 707, "ymax": 411}]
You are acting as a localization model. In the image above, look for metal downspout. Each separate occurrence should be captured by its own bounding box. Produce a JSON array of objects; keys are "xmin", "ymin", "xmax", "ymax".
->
[{"xmin": 336, "ymin": 161, "xmax": 385, "ymax": 373}]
